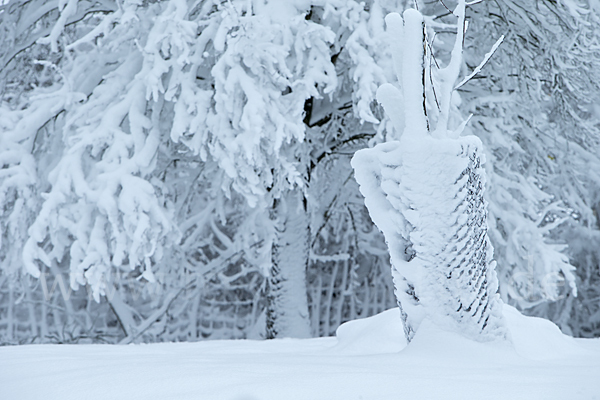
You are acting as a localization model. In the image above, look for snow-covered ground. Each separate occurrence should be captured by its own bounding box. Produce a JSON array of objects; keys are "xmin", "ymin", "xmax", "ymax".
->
[{"xmin": 1, "ymin": 304, "xmax": 599, "ymax": 400}]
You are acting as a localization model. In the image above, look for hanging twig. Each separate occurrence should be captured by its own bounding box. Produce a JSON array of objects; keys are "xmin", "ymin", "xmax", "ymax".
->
[{"xmin": 438, "ymin": 0, "xmax": 452, "ymax": 13}]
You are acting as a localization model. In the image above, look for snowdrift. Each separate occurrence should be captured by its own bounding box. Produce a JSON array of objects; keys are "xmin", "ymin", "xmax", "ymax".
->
[{"xmin": 1, "ymin": 305, "xmax": 599, "ymax": 400}]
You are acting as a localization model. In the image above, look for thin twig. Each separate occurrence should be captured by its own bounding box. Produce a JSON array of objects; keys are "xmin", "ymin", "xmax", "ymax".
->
[
  {"xmin": 438, "ymin": 0, "xmax": 454, "ymax": 13},
  {"xmin": 454, "ymin": 34, "xmax": 505, "ymax": 90}
]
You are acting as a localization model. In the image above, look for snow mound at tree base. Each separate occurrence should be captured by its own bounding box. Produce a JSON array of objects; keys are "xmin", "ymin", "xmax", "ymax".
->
[
  {"xmin": 334, "ymin": 306, "xmax": 407, "ymax": 354},
  {"xmin": 502, "ymin": 304, "xmax": 589, "ymax": 360},
  {"xmin": 335, "ymin": 303, "xmax": 590, "ymax": 360}
]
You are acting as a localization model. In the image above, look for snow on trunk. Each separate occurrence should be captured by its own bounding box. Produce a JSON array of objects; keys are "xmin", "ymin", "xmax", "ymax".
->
[
  {"xmin": 398, "ymin": 135, "xmax": 506, "ymax": 341},
  {"xmin": 352, "ymin": 6, "xmax": 506, "ymax": 342},
  {"xmin": 266, "ymin": 189, "xmax": 312, "ymax": 339}
]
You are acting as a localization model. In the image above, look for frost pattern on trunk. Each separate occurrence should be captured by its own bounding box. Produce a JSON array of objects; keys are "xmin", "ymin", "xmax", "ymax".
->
[
  {"xmin": 266, "ymin": 189, "xmax": 311, "ymax": 339},
  {"xmin": 352, "ymin": 6, "xmax": 507, "ymax": 342},
  {"xmin": 404, "ymin": 139, "xmax": 503, "ymax": 339}
]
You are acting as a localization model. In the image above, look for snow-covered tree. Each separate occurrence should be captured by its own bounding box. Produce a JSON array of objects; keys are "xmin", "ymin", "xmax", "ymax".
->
[
  {"xmin": 0, "ymin": 0, "xmax": 402, "ymax": 342},
  {"xmin": 353, "ymin": 3, "xmax": 506, "ymax": 341}
]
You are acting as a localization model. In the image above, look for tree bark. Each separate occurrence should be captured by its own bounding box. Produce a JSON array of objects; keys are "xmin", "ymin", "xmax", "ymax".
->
[{"xmin": 266, "ymin": 189, "xmax": 312, "ymax": 339}]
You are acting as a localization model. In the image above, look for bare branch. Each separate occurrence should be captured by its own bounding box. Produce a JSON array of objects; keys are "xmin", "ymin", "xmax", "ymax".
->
[{"xmin": 454, "ymin": 34, "xmax": 504, "ymax": 90}]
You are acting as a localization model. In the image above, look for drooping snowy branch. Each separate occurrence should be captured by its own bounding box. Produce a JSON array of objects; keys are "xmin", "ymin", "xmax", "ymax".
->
[{"xmin": 22, "ymin": 8, "xmax": 180, "ymax": 301}]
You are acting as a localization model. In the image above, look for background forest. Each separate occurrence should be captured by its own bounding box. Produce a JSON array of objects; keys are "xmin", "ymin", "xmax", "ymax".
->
[{"xmin": 1, "ymin": 0, "xmax": 600, "ymax": 345}]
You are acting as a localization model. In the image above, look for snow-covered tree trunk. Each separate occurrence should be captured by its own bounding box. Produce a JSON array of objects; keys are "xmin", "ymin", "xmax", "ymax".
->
[
  {"xmin": 267, "ymin": 189, "xmax": 311, "ymax": 339},
  {"xmin": 352, "ymin": 5, "xmax": 506, "ymax": 342}
]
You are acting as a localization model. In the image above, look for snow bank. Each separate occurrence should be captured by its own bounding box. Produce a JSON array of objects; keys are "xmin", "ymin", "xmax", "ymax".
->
[
  {"xmin": 333, "ymin": 307, "xmax": 406, "ymax": 354},
  {"xmin": 335, "ymin": 303, "xmax": 591, "ymax": 361},
  {"xmin": 1, "ymin": 307, "xmax": 599, "ymax": 400},
  {"xmin": 503, "ymin": 304, "xmax": 589, "ymax": 360}
]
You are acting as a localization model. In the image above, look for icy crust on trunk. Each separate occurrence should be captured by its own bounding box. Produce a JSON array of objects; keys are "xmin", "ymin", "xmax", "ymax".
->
[
  {"xmin": 352, "ymin": 141, "xmax": 417, "ymax": 340},
  {"xmin": 352, "ymin": 134, "xmax": 507, "ymax": 342}
]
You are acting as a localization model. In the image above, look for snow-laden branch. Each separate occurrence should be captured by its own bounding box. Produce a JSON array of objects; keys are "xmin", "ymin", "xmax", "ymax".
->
[
  {"xmin": 435, "ymin": 0, "xmax": 465, "ymax": 136},
  {"xmin": 37, "ymin": 0, "xmax": 81, "ymax": 52}
]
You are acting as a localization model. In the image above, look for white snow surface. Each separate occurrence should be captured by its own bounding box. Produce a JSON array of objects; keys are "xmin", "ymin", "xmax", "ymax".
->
[{"xmin": 1, "ymin": 304, "xmax": 599, "ymax": 400}]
